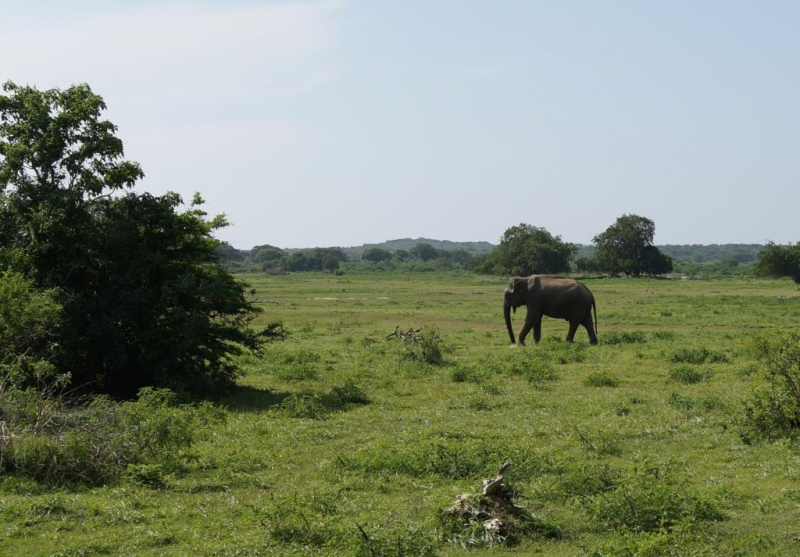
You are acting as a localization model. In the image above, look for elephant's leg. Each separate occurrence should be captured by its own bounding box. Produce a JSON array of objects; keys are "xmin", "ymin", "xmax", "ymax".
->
[
  {"xmin": 532, "ymin": 314, "xmax": 543, "ymax": 344},
  {"xmin": 582, "ymin": 314, "xmax": 598, "ymax": 345},
  {"xmin": 566, "ymin": 320, "xmax": 579, "ymax": 342},
  {"xmin": 518, "ymin": 311, "xmax": 535, "ymax": 346}
]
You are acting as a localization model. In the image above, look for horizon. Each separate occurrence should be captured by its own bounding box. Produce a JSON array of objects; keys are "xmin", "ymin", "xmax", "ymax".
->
[
  {"xmin": 3, "ymin": 1, "xmax": 799, "ymax": 249},
  {"xmin": 254, "ymin": 236, "xmax": 769, "ymax": 252}
]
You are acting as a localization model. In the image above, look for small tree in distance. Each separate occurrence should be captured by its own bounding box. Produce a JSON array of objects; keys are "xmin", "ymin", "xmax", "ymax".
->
[
  {"xmin": 589, "ymin": 214, "xmax": 672, "ymax": 276},
  {"xmin": 756, "ymin": 242, "xmax": 800, "ymax": 288},
  {"xmin": 481, "ymin": 223, "xmax": 576, "ymax": 276},
  {"xmin": 362, "ymin": 247, "xmax": 392, "ymax": 263}
]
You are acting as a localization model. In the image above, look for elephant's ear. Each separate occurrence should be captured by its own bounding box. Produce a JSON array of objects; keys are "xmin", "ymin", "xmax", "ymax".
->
[{"xmin": 529, "ymin": 275, "xmax": 541, "ymax": 293}]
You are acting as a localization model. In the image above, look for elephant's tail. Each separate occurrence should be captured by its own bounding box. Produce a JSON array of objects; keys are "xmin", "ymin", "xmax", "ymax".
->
[{"xmin": 592, "ymin": 297, "xmax": 598, "ymax": 335}]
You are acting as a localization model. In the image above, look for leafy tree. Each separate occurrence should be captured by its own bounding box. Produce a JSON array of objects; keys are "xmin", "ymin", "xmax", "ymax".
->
[
  {"xmin": 756, "ymin": 242, "xmax": 800, "ymax": 287},
  {"xmin": 0, "ymin": 81, "xmax": 263, "ymax": 396},
  {"xmin": 362, "ymin": 248, "xmax": 392, "ymax": 263},
  {"xmin": 250, "ymin": 244, "xmax": 285, "ymax": 271},
  {"xmin": 410, "ymin": 243, "xmax": 439, "ymax": 262},
  {"xmin": 392, "ymin": 249, "xmax": 411, "ymax": 262},
  {"xmin": 284, "ymin": 252, "xmax": 311, "ymax": 272},
  {"xmin": 482, "ymin": 224, "xmax": 576, "ymax": 276},
  {"xmin": 591, "ymin": 214, "xmax": 673, "ymax": 276},
  {"xmin": 310, "ymin": 247, "xmax": 348, "ymax": 271}
]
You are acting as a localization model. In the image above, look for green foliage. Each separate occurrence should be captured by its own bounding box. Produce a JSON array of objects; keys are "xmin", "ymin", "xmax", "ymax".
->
[
  {"xmin": 330, "ymin": 379, "xmax": 370, "ymax": 405},
  {"xmin": 668, "ymin": 365, "xmax": 712, "ymax": 384},
  {"xmin": 740, "ymin": 330, "xmax": 800, "ymax": 441},
  {"xmin": 584, "ymin": 371, "xmax": 621, "ymax": 387},
  {"xmin": 0, "ymin": 269, "xmax": 62, "ymax": 388},
  {"xmin": 579, "ymin": 464, "xmax": 725, "ymax": 533},
  {"xmin": 602, "ymin": 330, "xmax": 647, "ymax": 345},
  {"xmin": 0, "ymin": 386, "xmax": 216, "ymax": 486},
  {"xmin": 755, "ymin": 241, "xmax": 800, "ymax": 285},
  {"xmin": 279, "ymin": 393, "xmax": 329, "ymax": 420},
  {"xmin": 0, "ymin": 82, "xmax": 263, "ymax": 396},
  {"xmin": 588, "ymin": 214, "xmax": 673, "ymax": 276},
  {"xmin": 481, "ymin": 223, "xmax": 576, "ymax": 275},
  {"xmin": 361, "ymin": 247, "xmax": 392, "ymax": 263},
  {"xmin": 397, "ymin": 327, "xmax": 446, "ymax": 365},
  {"xmin": 669, "ymin": 347, "xmax": 729, "ymax": 364}
]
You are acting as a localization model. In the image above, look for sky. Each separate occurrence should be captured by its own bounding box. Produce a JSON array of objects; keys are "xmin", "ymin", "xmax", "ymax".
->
[{"xmin": 2, "ymin": 0, "xmax": 799, "ymax": 249}]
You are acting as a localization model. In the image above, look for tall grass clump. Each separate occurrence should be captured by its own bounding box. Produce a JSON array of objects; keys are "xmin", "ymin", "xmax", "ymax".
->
[
  {"xmin": 669, "ymin": 347, "xmax": 729, "ymax": 364},
  {"xmin": 668, "ymin": 365, "xmax": 712, "ymax": 384},
  {"xmin": 602, "ymin": 331, "xmax": 647, "ymax": 345},
  {"xmin": 392, "ymin": 327, "xmax": 447, "ymax": 365},
  {"xmin": 0, "ymin": 384, "xmax": 217, "ymax": 486},
  {"xmin": 741, "ymin": 330, "xmax": 800, "ymax": 442},
  {"xmin": 579, "ymin": 463, "xmax": 725, "ymax": 533}
]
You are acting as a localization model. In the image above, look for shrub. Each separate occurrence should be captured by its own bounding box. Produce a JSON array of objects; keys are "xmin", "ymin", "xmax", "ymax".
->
[
  {"xmin": 0, "ymin": 386, "xmax": 216, "ymax": 486},
  {"xmin": 538, "ymin": 337, "xmax": 588, "ymax": 364},
  {"xmin": 668, "ymin": 365, "xmax": 712, "ymax": 384},
  {"xmin": 584, "ymin": 372, "xmax": 620, "ymax": 388},
  {"xmin": 279, "ymin": 394, "xmax": 328, "ymax": 420},
  {"xmin": 330, "ymin": 379, "xmax": 370, "ymax": 406},
  {"xmin": 522, "ymin": 358, "xmax": 556, "ymax": 387},
  {"xmin": 451, "ymin": 366, "xmax": 482, "ymax": 383},
  {"xmin": 670, "ymin": 348, "xmax": 729, "ymax": 364},
  {"xmin": 398, "ymin": 327, "xmax": 446, "ymax": 365},
  {"xmin": 602, "ymin": 331, "xmax": 647, "ymax": 345},
  {"xmin": 740, "ymin": 330, "xmax": 800, "ymax": 441},
  {"xmin": 0, "ymin": 270, "xmax": 62, "ymax": 389},
  {"xmin": 580, "ymin": 464, "xmax": 725, "ymax": 533}
]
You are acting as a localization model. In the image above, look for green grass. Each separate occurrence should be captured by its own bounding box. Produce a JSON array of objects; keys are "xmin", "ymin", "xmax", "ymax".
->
[{"xmin": 2, "ymin": 273, "xmax": 800, "ymax": 555}]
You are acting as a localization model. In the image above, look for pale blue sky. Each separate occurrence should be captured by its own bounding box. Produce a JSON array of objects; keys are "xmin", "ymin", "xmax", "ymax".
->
[{"xmin": 2, "ymin": 1, "xmax": 798, "ymax": 248}]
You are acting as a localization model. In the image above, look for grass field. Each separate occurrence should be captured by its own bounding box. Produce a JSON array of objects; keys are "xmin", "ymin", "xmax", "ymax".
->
[{"xmin": 2, "ymin": 272, "xmax": 800, "ymax": 556}]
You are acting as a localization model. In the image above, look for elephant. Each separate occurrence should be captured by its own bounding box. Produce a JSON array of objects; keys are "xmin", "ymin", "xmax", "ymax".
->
[{"xmin": 503, "ymin": 275, "xmax": 597, "ymax": 345}]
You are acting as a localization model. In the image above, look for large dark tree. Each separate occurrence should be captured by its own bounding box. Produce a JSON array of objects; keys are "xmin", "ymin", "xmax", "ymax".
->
[
  {"xmin": 361, "ymin": 247, "xmax": 392, "ymax": 263},
  {"xmin": 482, "ymin": 223, "xmax": 576, "ymax": 276},
  {"xmin": 756, "ymin": 242, "xmax": 800, "ymax": 287},
  {"xmin": 0, "ymin": 81, "xmax": 263, "ymax": 396},
  {"xmin": 591, "ymin": 214, "xmax": 672, "ymax": 276}
]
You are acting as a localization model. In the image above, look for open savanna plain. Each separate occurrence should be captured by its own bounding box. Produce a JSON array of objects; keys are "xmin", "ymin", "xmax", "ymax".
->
[{"xmin": 3, "ymin": 273, "xmax": 800, "ymax": 556}]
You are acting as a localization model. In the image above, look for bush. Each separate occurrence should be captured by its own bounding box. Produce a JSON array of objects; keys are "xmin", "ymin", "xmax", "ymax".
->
[
  {"xmin": 330, "ymin": 379, "xmax": 370, "ymax": 406},
  {"xmin": 740, "ymin": 330, "xmax": 800, "ymax": 442},
  {"xmin": 397, "ymin": 327, "xmax": 446, "ymax": 365},
  {"xmin": 0, "ymin": 270, "xmax": 62, "ymax": 389},
  {"xmin": 0, "ymin": 82, "xmax": 264, "ymax": 397},
  {"xmin": 602, "ymin": 331, "xmax": 647, "ymax": 345},
  {"xmin": 279, "ymin": 394, "xmax": 329, "ymax": 420},
  {"xmin": 669, "ymin": 348, "xmax": 729, "ymax": 364},
  {"xmin": 524, "ymin": 358, "xmax": 558, "ymax": 387},
  {"xmin": 580, "ymin": 464, "xmax": 725, "ymax": 533},
  {"xmin": 668, "ymin": 365, "xmax": 712, "ymax": 384},
  {"xmin": 0, "ymin": 386, "xmax": 217, "ymax": 486},
  {"xmin": 584, "ymin": 372, "xmax": 621, "ymax": 388}
]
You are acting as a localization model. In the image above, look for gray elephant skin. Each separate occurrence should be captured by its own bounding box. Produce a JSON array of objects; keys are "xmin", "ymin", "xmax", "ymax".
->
[{"xmin": 503, "ymin": 275, "xmax": 598, "ymax": 345}]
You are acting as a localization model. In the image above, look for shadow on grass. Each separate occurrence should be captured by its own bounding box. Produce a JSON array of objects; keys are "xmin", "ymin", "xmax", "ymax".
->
[{"xmin": 220, "ymin": 385, "xmax": 292, "ymax": 413}]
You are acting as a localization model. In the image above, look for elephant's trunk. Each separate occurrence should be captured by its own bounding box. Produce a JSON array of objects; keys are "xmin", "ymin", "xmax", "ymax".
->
[{"xmin": 504, "ymin": 299, "xmax": 515, "ymax": 344}]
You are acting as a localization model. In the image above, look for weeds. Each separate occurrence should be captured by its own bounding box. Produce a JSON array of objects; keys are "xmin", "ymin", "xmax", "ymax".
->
[
  {"xmin": 602, "ymin": 331, "xmax": 647, "ymax": 345},
  {"xmin": 670, "ymin": 347, "xmax": 729, "ymax": 364},
  {"xmin": 0, "ymin": 386, "xmax": 217, "ymax": 486},
  {"xmin": 579, "ymin": 464, "xmax": 726, "ymax": 533},
  {"xmin": 668, "ymin": 365, "xmax": 713, "ymax": 384},
  {"xmin": 584, "ymin": 371, "xmax": 621, "ymax": 388}
]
